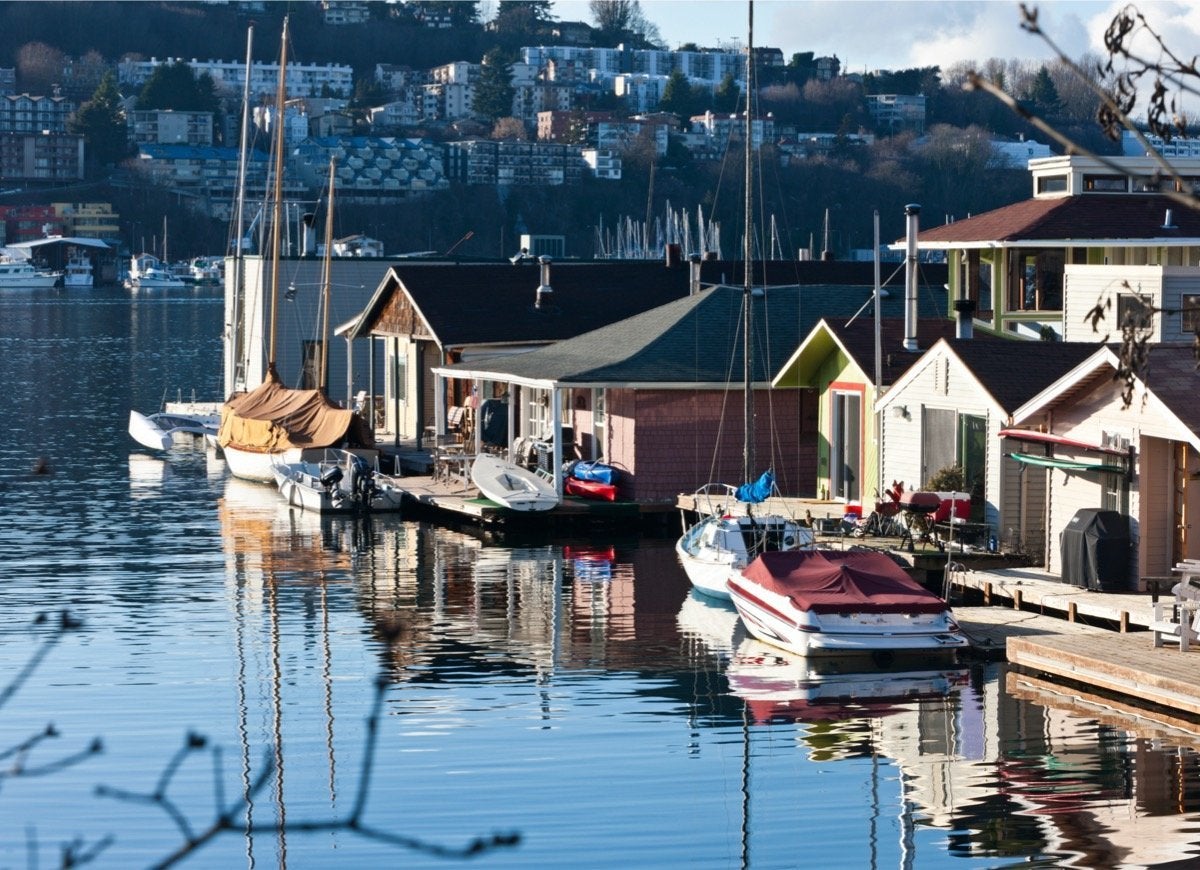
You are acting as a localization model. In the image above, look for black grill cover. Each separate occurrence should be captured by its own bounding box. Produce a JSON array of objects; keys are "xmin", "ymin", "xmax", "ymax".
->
[{"xmin": 1060, "ymin": 508, "xmax": 1131, "ymax": 591}]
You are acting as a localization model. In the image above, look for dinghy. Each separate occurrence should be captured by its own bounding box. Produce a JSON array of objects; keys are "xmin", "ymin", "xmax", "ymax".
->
[
  {"xmin": 471, "ymin": 454, "xmax": 558, "ymax": 512},
  {"xmin": 129, "ymin": 409, "xmax": 218, "ymax": 451}
]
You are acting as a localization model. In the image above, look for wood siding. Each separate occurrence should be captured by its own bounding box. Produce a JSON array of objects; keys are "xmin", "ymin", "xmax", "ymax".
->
[
  {"xmin": 879, "ymin": 347, "xmax": 1008, "ymax": 535},
  {"xmin": 615, "ymin": 388, "xmax": 816, "ymax": 503}
]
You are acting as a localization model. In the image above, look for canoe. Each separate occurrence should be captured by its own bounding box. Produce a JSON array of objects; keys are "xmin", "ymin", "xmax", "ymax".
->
[{"xmin": 471, "ymin": 454, "xmax": 558, "ymax": 512}]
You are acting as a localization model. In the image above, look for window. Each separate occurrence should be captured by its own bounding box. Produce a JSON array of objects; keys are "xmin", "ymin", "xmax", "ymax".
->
[
  {"xmin": 1037, "ymin": 174, "xmax": 1067, "ymax": 194},
  {"xmin": 390, "ymin": 339, "xmax": 406, "ymax": 402},
  {"xmin": 1182, "ymin": 294, "xmax": 1200, "ymax": 333},
  {"xmin": 592, "ymin": 389, "xmax": 606, "ymax": 461},
  {"xmin": 1011, "ymin": 250, "xmax": 1064, "ymax": 311},
  {"xmin": 528, "ymin": 387, "xmax": 553, "ymax": 439},
  {"xmin": 1083, "ymin": 174, "xmax": 1127, "ymax": 192},
  {"xmin": 1118, "ymin": 293, "xmax": 1153, "ymax": 330}
]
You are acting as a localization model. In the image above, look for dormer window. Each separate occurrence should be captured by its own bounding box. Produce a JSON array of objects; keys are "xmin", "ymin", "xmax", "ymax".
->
[
  {"xmin": 1084, "ymin": 174, "xmax": 1127, "ymax": 192},
  {"xmin": 1037, "ymin": 174, "xmax": 1067, "ymax": 194}
]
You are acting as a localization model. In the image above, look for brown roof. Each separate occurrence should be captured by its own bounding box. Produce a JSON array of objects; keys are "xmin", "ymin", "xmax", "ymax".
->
[
  {"xmin": 914, "ymin": 194, "xmax": 1200, "ymax": 244},
  {"xmin": 1140, "ymin": 343, "xmax": 1200, "ymax": 435},
  {"xmin": 826, "ymin": 318, "xmax": 975, "ymax": 387}
]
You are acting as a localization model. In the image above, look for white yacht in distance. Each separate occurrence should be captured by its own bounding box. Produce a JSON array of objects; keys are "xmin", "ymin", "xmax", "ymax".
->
[
  {"xmin": 0, "ymin": 256, "xmax": 61, "ymax": 289},
  {"xmin": 128, "ymin": 253, "xmax": 186, "ymax": 290}
]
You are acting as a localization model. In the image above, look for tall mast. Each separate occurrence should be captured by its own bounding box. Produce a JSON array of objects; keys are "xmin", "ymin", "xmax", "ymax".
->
[
  {"xmin": 742, "ymin": 0, "xmax": 754, "ymax": 483},
  {"xmin": 267, "ymin": 15, "xmax": 289, "ymax": 372},
  {"xmin": 319, "ymin": 158, "xmax": 336, "ymax": 392},
  {"xmin": 230, "ymin": 23, "xmax": 253, "ymax": 392}
]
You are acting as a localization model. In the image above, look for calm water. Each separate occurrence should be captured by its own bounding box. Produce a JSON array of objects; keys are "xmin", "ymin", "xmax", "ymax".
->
[{"xmin": 3, "ymin": 286, "xmax": 1200, "ymax": 869}]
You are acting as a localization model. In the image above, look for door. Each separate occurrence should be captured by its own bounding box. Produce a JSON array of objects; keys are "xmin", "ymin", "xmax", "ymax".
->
[{"xmin": 830, "ymin": 391, "xmax": 861, "ymax": 503}]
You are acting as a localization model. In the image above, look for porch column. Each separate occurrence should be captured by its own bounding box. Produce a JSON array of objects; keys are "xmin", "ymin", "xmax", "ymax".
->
[
  {"xmin": 507, "ymin": 384, "xmax": 516, "ymax": 462},
  {"xmin": 344, "ymin": 335, "xmax": 353, "ymax": 407},
  {"xmin": 552, "ymin": 387, "xmax": 563, "ymax": 498}
]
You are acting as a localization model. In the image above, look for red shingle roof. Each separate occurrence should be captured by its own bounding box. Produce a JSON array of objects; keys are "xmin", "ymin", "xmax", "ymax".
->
[{"xmin": 915, "ymin": 194, "xmax": 1200, "ymax": 244}]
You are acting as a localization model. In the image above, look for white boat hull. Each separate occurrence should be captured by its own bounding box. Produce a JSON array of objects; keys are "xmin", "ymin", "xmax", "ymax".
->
[
  {"xmin": 471, "ymin": 454, "xmax": 558, "ymax": 511},
  {"xmin": 223, "ymin": 444, "xmax": 308, "ymax": 483},
  {"xmin": 273, "ymin": 450, "xmax": 406, "ymax": 513},
  {"xmin": 128, "ymin": 410, "xmax": 219, "ymax": 451},
  {"xmin": 676, "ymin": 513, "xmax": 814, "ymax": 601},
  {"xmin": 726, "ymin": 574, "xmax": 969, "ymax": 657}
]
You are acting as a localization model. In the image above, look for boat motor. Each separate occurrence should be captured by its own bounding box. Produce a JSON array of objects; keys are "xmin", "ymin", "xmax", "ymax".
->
[{"xmin": 320, "ymin": 465, "xmax": 344, "ymax": 491}]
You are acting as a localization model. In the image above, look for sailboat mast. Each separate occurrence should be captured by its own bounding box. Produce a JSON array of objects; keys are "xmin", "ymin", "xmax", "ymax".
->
[
  {"xmin": 742, "ymin": 0, "xmax": 754, "ymax": 484},
  {"xmin": 267, "ymin": 16, "xmax": 289, "ymax": 372},
  {"xmin": 230, "ymin": 23, "xmax": 253, "ymax": 392},
  {"xmin": 319, "ymin": 158, "xmax": 335, "ymax": 391}
]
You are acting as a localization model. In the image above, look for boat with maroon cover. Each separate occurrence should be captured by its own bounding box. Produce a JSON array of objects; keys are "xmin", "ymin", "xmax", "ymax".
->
[{"xmin": 726, "ymin": 549, "xmax": 968, "ymax": 656}]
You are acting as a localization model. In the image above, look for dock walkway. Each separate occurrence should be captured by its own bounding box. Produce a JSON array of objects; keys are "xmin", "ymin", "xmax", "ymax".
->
[{"xmin": 948, "ymin": 565, "xmax": 1200, "ymax": 718}]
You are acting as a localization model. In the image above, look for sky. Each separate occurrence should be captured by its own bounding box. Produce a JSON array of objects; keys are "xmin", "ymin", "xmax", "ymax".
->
[{"xmin": 547, "ymin": 1, "xmax": 1200, "ymax": 77}]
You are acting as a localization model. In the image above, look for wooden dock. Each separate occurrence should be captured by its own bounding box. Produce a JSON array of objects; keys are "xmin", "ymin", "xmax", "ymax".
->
[{"xmin": 945, "ymin": 565, "xmax": 1200, "ymax": 718}]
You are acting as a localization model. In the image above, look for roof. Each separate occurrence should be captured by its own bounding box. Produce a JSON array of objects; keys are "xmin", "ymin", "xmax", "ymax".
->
[
  {"xmin": 436, "ymin": 279, "xmax": 947, "ymax": 388},
  {"xmin": 912, "ymin": 194, "xmax": 1200, "ymax": 247},
  {"xmin": 7, "ymin": 236, "xmax": 112, "ymax": 251},
  {"xmin": 1013, "ymin": 343, "xmax": 1200, "ymax": 446},
  {"xmin": 348, "ymin": 258, "xmax": 938, "ymax": 348},
  {"xmin": 775, "ymin": 317, "xmax": 983, "ymax": 388}
]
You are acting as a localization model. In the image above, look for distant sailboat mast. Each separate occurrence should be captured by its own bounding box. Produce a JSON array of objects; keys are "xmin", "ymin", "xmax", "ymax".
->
[
  {"xmin": 267, "ymin": 15, "xmax": 289, "ymax": 374},
  {"xmin": 742, "ymin": 0, "xmax": 755, "ymax": 484},
  {"xmin": 230, "ymin": 23, "xmax": 253, "ymax": 392}
]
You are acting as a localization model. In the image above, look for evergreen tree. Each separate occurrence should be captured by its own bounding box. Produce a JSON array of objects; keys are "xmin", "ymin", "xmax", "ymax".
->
[
  {"xmin": 657, "ymin": 70, "xmax": 697, "ymax": 121},
  {"xmin": 1026, "ymin": 66, "xmax": 1061, "ymax": 116},
  {"xmin": 136, "ymin": 61, "xmax": 219, "ymax": 112},
  {"xmin": 473, "ymin": 49, "xmax": 515, "ymax": 122},
  {"xmin": 712, "ymin": 73, "xmax": 740, "ymax": 114},
  {"xmin": 68, "ymin": 71, "xmax": 131, "ymax": 175}
]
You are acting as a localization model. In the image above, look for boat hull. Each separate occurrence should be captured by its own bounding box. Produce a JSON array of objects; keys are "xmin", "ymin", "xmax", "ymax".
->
[
  {"xmin": 727, "ymin": 556, "xmax": 969, "ymax": 658},
  {"xmin": 273, "ymin": 450, "xmax": 406, "ymax": 513},
  {"xmin": 224, "ymin": 444, "xmax": 308, "ymax": 483},
  {"xmin": 676, "ymin": 513, "xmax": 815, "ymax": 601},
  {"xmin": 128, "ymin": 410, "xmax": 219, "ymax": 451}
]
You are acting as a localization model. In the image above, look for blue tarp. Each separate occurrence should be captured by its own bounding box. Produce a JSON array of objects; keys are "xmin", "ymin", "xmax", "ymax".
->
[
  {"xmin": 569, "ymin": 460, "xmax": 618, "ymax": 485},
  {"xmin": 736, "ymin": 469, "xmax": 775, "ymax": 504}
]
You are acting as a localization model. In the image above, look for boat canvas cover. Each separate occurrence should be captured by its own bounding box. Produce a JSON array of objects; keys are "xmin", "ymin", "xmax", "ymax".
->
[
  {"xmin": 741, "ymin": 550, "xmax": 948, "ymax": 615},
  {"xmin": 219, "ymin": 372, "xmax": 373, "ymax": 453}
]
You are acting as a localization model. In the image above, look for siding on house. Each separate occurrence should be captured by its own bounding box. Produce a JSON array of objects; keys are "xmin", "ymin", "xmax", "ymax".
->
[
  {"xmin": 999, "ymin": 454, "xmax": 1049, "ymax": 560},
  {"xmin": 879, "ymin": 347, "xmax": 1008, "ymax": 534},
  {"xmin": 620, "ymin": 387, "xmax": 814, "ymax": 503}
]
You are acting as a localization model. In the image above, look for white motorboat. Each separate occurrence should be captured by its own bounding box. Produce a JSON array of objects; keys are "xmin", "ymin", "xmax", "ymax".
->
[
  {"xmin": 676, "ymin": 483, "xmax": 814, "ymax": 600},
  {"xmin": 128, "ymin": 254, "xmax": 187, "ymax": 290},
  {"xmin": 727, "ymin": 549, "xmax": 969, "ymax": 657},
  {"xmin": 62, "ymin": 254, "xmax": 93, "ymax": 288},
  {"xmin": 0, "ymin": 257, "xmax": 61, "ymax": 289},
  {"xmin": 128, "ymin": 409, "xmax": 219, "ymax": 451},
  {"xmin": 273, "ymin": 449, "xmax": 407, "ymax": 513},
  {"xmin": 470, "ymin": 453, "xmax": 558, "ymax": 511}
]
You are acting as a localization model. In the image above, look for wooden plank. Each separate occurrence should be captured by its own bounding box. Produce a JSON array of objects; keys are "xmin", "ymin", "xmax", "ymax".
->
[
  {"xmin": 1007, "ymin": 633, "xmax": 1200, "ymax": 717},
  {"xmin": 1006, "ymin": 671, "xmax": 1200, "ymax": 745}
]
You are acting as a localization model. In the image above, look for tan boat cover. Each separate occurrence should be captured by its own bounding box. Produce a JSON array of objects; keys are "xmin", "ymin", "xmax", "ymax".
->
[{"xmin": 218, "ymin": 371, "xmax": 374, "ymax": 453}]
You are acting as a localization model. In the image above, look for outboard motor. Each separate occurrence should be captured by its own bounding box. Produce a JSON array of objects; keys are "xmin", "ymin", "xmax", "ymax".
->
[{"xmin": 320, "ymin": 465, "xmax": 344, "ymax": 492}]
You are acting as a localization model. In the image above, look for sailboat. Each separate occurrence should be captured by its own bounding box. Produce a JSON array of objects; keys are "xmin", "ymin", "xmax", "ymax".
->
[
  {"xmin": 675, "ymin": 4, "xmax": 813, "ymax": 600},
  {"xmin": 218, "ymin": 17, "xmax": 374, "ymax": 484}
]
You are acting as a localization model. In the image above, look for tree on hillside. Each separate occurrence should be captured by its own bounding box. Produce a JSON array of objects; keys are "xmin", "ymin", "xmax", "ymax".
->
[
  {"xmin": 589, "ymin": 0, "xmax": 662, "ymax": 49},
  {"xmin": 473, "ymin": 49, "xmax": 516, "ymax": 122},
  {"xmin": 136, "ymin": 61, "xmax": 220, "ymax": 113},
  {"xmin": 657, "ymin": 70, "xmax": 700, "ymax": 122},
  {"xmin": 491, "ymin": 116, "xmax": 528, "ymax": 140},
  {"xmin": 1024, "ymin": 65, "xmax": 1061, "ymax": 117},
  {"xmin": 68, "ymin": 72, "xmax": 132, "ymax": 176},
  {"xmin": 15, "ymin": 41, "xmax": 66, "ymax": 95}
]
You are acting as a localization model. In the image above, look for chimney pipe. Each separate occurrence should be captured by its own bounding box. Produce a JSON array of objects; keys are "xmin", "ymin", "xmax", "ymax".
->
[
  {"xmin": 535, "ymin": 255, "xmax": 553, "ymax": 308},
  {"xmin": 688, "ymin": 254, "xmax": 702, "ymax": 295},
  {"xmin": 301, "ymin": 212, "xmax": 317, "ymax": 258},
  {"xmin": 903, "ymin": 203, "xmax": 920, "ymax": 352},
  {"xmin": 954, "ymin": 298, "xmax": 975, "ymax": 339}
]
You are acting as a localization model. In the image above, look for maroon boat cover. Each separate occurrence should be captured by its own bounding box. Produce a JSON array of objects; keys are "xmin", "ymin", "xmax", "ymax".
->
[{"xmin": 740, "ymin": 550, "xmax": 949, "ymax": 614}]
